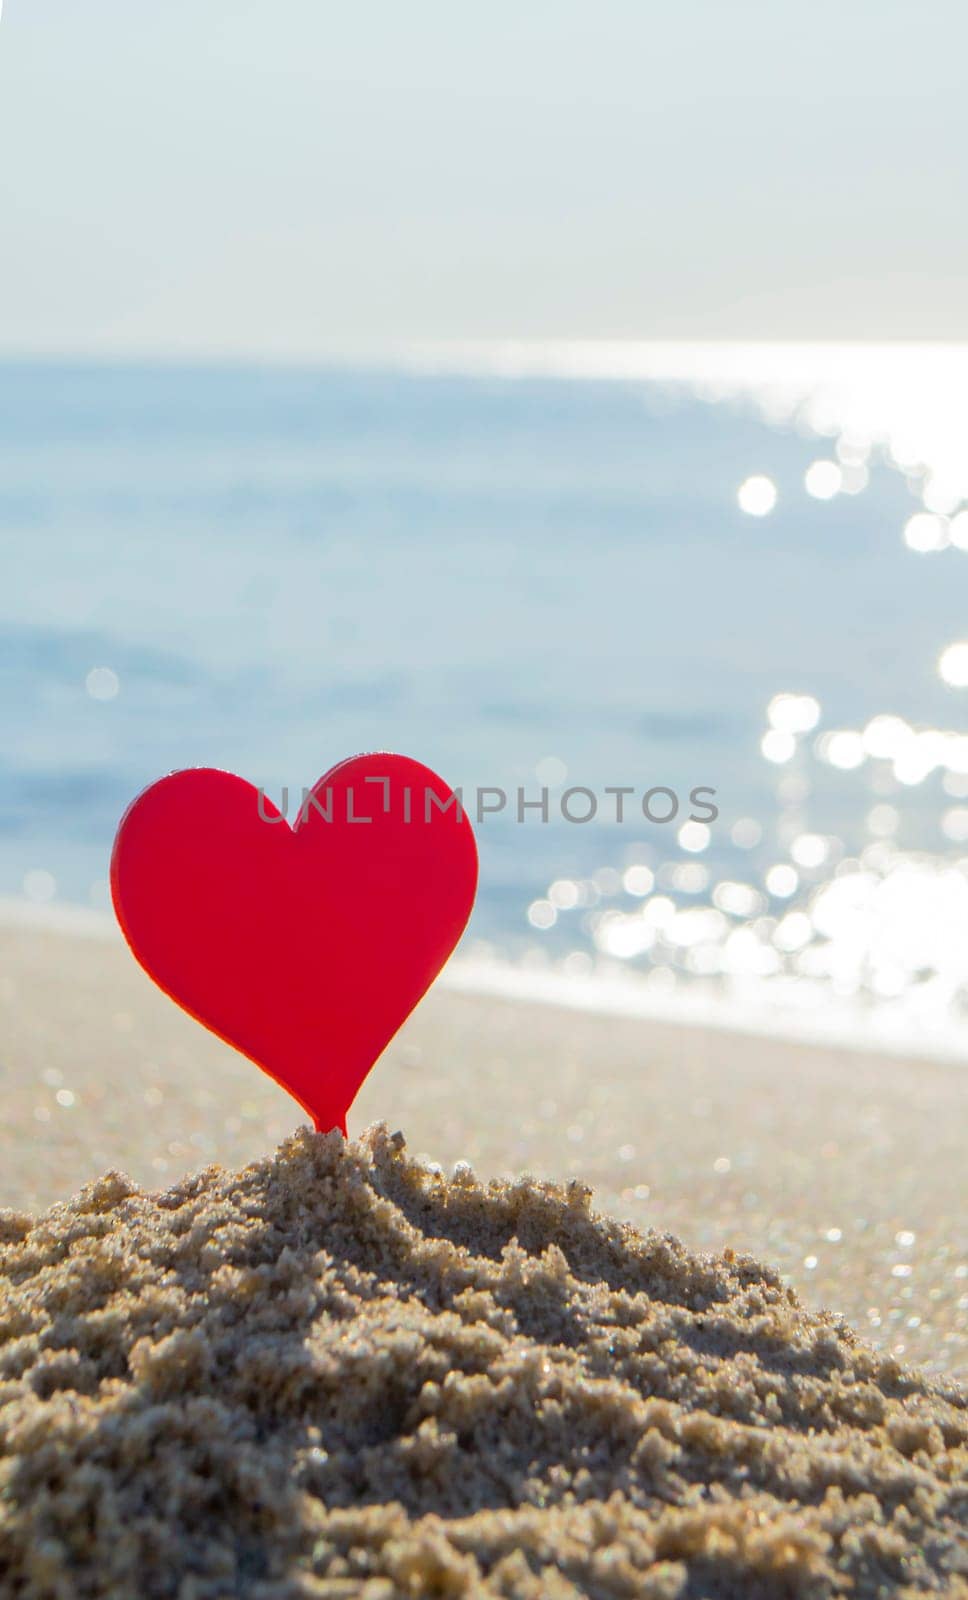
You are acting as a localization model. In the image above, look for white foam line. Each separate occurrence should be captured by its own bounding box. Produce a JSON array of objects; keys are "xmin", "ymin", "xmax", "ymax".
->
[
  {"xmin": 0, "ymin": 897, "xmax": 119, "ymax": 940},
  {"xmin": 4, "ymin": 898, "xmax": 966, "ymax": 1065},
  {"xmin": 441, "ymin": 956, "xmax": 968, "ymax": 1066}
]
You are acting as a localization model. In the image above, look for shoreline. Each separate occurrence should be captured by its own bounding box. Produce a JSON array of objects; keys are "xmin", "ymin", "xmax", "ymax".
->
[
  {"xmin": 0, "ymin": 919, "xmax": 965, "ymax": 1380},
  {"xmin": 4, "ymin": 896, "xmax": 967, "ymax": 1069}
]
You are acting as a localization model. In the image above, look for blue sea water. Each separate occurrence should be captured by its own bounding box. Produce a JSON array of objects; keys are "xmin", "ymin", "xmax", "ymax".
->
[{"xmin": 2, "ymin": 357, "xmax": 968, "ymax": 1039}]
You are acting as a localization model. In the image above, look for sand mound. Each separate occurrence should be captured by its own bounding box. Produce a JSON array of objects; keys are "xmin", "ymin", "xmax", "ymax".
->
[{"xmin": 0, "ymin": 1126, "xmax": 965, "ymax": 1600}]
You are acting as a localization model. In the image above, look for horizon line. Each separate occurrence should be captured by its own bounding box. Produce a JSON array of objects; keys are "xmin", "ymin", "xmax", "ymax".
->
[{"xmin": 2, "ymin": 338, "xmax": 968, "ymax": 381}]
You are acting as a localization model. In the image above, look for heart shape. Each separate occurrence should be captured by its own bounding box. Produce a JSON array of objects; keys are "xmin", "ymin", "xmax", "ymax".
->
[{"xmin": 110, "ymin": 753, "xmax": 478, "ymax": 1133}]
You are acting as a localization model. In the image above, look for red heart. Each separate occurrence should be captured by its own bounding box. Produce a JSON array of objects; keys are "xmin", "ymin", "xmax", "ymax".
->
[{"xmin": 110, "ymin": 753, "xmax": 478, "ymax": 1134}]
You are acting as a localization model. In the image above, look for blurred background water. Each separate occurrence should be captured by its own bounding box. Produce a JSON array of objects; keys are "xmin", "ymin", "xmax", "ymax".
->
[{"xmin": 3, "ymin": 347, "xmax": 968, "ymax": 1052}]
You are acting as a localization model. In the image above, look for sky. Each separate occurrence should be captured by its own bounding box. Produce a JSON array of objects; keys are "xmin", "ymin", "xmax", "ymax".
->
[{"xmin": 0, "ymin": 0, "xmax": 966, "ymax": 357}]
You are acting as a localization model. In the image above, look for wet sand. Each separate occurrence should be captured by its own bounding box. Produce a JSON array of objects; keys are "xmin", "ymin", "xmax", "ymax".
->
[{"xmin": 0, "ymin": 924, "xmax": 966, "ymax": 1383}]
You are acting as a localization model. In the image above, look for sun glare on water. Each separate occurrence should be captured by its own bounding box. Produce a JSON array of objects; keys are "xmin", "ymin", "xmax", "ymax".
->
[{"xmin": 503, "ymin": 343, "xmax": 968, "ymax": 1048}]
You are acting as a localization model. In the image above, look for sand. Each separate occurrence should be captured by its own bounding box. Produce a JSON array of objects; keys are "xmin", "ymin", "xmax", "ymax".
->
[
  {"xmin": 1, "ymin": 924, "xmax": 966, "ymax": 1383},
  {"xmin": 1, "ymin": 1123, "xmax": 966, "ymax": 1600}
]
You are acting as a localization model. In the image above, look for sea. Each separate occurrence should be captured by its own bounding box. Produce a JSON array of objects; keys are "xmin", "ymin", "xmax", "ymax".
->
[{"xmin": 3, "ymin": 342, "xmax": 968, "ymax": 1057}]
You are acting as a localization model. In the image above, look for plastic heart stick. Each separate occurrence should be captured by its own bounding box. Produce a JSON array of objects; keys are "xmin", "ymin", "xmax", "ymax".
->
[{"xmin": 110, "ymin": 753, "xmax": 478, "ymax": 1134}]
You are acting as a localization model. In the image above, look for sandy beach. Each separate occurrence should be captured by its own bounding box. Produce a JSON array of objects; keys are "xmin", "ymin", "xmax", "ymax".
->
[
  {"xmin": 8, "ymin": 7, "xmax": 968, "ymax": 1592},
  {"xmin": 1, "ymin": 1123, "xmax": 965, "ymax": 1599},
  {"xmin": 1, "ymin": 922, "xmax": 967, "ymax": 1596},
  {"xmin": 0, "ymin": 923, "xmax": 965, "ymax": 1384}
]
